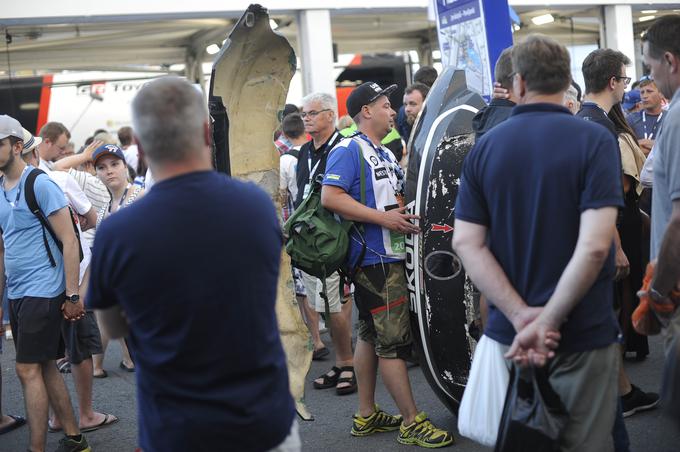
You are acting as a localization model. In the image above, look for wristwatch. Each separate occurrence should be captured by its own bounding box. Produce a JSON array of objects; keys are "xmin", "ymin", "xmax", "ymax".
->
[
  {"xmin": 649, "ymin": 287, "xmax": 666, "ymax": 302},
  {"xmin": 65, "ymin": 294, "xmax": 80, "ymax": 304}
]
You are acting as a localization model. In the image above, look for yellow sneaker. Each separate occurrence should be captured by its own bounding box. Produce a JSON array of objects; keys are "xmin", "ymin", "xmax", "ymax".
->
[
  {"xmin": 351, "ymin": 404, "xmax": 402, "ymax": 437},
  {"xmin": 397, "ymin": 412, "xmax": 454, "ymax": 448}
]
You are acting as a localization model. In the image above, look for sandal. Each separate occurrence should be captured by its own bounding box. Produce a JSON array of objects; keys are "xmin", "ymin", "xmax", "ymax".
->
[
  {"xmin": 80, "ymin": 413, "xmax": 119, "ymax": 433},
  {"xmin": 313, "ymin": 366, "xmax": 341, "ymax": 389},
  {"xmin": 336, "ymin": 366, "xmax": 357, "ymax": 395},
  {"xmin": 312, "ymin": 347, "xmax": 329, "ymax": 361},
  {"xmin": 57, "ymin": 359, "xmax": 71, "ymax": 374}
]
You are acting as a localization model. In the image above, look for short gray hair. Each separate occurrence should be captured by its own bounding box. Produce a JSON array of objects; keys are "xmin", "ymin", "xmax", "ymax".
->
[
  {"xmin": 301, "ymin": 92, "xmax": 336, "ymax": 112},
  {"xmin": 132, "ymin": 76, "xmax": 207, "ymax": 164},
  {"xmin": 564, "ymin": 85, "xmax": 578, "ymax": 104}
]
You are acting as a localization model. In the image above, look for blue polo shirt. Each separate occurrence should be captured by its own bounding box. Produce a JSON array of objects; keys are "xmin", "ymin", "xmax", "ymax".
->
[
  {"xmin": 456, "ymin": 103, "xmax": 623, "ymax": 353},
  {"xmin": 87, "ymin": 171, "xmax": 294, "ymax": 452},
  {"xmin": 626, "ymin": 110, "xmax": 665, "ymax": 140},
  {"xmin": 0, "ymin": 166, "xmax": 68, "ymax": 299}
]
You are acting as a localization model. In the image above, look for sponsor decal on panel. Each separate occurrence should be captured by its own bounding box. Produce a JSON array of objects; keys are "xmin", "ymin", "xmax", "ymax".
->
[{"xmin": 404, "ymin": 201, "xmax": 418, "ymax": 314}]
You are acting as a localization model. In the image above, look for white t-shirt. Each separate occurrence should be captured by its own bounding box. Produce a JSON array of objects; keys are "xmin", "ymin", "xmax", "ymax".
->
[
  {"xmin": 640, "ymin": 143, "xmax": 655, "ymax": 188},
  {"xmin": 279, "ymin": 147, "xmax": 300, "ymax": 202},
  {"xmin": 39, "ymin": 160, "xmax": 93, "ymax": 283},
  {"xmin": 67, "ymin": 168, "xmax": 111, "ymax": 249},
  {"xmin": 123, "ymin": 144, "xmax": 139, "ymax": 173}
]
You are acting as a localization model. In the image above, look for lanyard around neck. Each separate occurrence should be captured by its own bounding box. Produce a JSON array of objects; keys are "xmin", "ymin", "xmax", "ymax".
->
[
  {"xmin": 307, "ymin": 131, "xmax": 340, "ymax": 183},
  {"xmin": 642, "ymin": 110, "xmax": 663, "ymax": 140},
  {"xmin": 2, "ymin": 166, "xmax": 30, "ymax": 208},
  {"xmin": 108, "ymin": 184, "xmax": 130, "ymax": 213},
  {"xmin": 358, "ymin": 134, "xmax": 403, "ymax": 195}
]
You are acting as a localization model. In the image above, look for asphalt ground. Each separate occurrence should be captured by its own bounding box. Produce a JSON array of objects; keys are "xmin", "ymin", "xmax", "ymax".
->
[{"xmin": 1, "ymin": 321, "xmax": 679, "ymax": 451}]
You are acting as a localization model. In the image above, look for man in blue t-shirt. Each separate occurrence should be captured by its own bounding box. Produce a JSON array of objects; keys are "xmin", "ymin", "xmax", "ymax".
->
[
  {"xmin": 86, "ymin": 78, "xmax": 296, "ymax": 452},
  {"xmin": 0, "ymin": 115, "xmax": 89, "ymax": 452},
  {"xmin": 453, "ymin": 36, "xmax": 622, "ymax": 450},
  {"xmin": 322, "ymin": 82, "xmax": 453, "ymax": 448}
]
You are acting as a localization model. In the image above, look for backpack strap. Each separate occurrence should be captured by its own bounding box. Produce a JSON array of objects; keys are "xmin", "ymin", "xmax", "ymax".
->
[
  {"xmin": 285, "ymin": 148, "xmax": 300, "ymax": 159},
  {"xmin": 25, "ymin": 168, "xmax": 84, "ymax": 267},
  {"xmin": 24, "ymin": 169, "xmax": 59, "ymax": 267}
]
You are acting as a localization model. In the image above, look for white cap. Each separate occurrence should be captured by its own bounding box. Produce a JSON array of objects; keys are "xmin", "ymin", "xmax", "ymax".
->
[{"xmin": 0, "ymin": 115, "xmax": 23, "ymax": 140}]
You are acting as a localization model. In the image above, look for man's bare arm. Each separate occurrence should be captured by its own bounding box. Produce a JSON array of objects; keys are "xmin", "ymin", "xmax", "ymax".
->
[
  {"xmin": 79, "ymin": 206, "xmax": 97, "ymax": 231},
  {"xmin": 651, "ymin": 199, "xmax": 680, "ymax": 295},
  {"xmin": 506, "ymin": 207, "xmax": 617, "ymax": 366},
  {"xmin": 452, "ymin": 219, "xmax": 540, "ymax": 332},
  {"xmin": 321, "ymin": 184, "xmax": 420, "ymax": 234},
  {"xmin": 539, "ymin": 207, "xmax": 617, "ymax": 326},
  {"xmin": 52, "ymin": 140, "xmax": 102, "ymax": 172},
  {"xmin": 48, "ymin": 207, "xmax": 84, "ymax": 320}
]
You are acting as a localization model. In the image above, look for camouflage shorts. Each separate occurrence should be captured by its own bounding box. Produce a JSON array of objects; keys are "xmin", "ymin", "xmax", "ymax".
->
[{"xmin": 353, "ymin": 261, "xmax": 413, "ymax": 360}]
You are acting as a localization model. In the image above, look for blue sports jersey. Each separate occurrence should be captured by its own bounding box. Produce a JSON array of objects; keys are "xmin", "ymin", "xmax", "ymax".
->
[{"xmin": 324, "ymin": 134, "xmax": 406, "ymax": 267}]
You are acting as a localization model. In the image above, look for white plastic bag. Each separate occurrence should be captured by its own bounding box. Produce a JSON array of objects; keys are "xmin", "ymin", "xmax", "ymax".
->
[{"xmin": 457, "ymin": 334, "xmax": 510, "ymax": 447}]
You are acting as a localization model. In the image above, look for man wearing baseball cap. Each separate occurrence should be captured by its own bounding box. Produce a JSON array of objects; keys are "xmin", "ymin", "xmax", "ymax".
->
[
  {"xmin": 321, "ymin": 84, "xmax": 454, "ymax": 448},
  {"xmin": 0, "ymin": 115, "xmax": 90, "ymax": 451}
]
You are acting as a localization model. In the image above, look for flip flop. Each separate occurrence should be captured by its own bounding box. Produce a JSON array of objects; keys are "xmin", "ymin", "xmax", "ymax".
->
[
  {"xmin": 93, "ymin": 370, "xmax": 108, "ymax": 379},
  {"xmin": 313, "ymin": 366, "xmax": 341, "ymax": 389},
  {"xmin": 336, "ymin": 366, "xmax": 357, "ymax": 396},
  {"xmin": 0, "ymin": 415, "xmax": 26, "ymax": 435},
  {"xmin": 312, "ymin": 347, "xmax": 329, "ymax": 361},
  {"xmin": 119, "ymin": 361, "xmax": 135, "ymax": 372},
  {"xmin": 80, "ymin": 413, "xmax": 119, "ymax": 433}
]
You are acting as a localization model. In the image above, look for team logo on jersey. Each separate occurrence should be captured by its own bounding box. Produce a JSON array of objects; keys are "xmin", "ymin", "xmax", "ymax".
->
[
  {"xmin": 369, "ymin": 156, "xmax": 379, "ymax": 166},
  {"xmin": 374, "ymin": 168, "xmax": 388, "ymax": 180}
]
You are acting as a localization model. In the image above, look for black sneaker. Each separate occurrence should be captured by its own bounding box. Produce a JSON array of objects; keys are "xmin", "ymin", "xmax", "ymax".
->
[
  {"xmin": 621, "ymin": 385, "xmax": 660, "ymax": 417},
  {"xmin": 55, "ymin": 435, "xmax": 91, "ymax": 452}
]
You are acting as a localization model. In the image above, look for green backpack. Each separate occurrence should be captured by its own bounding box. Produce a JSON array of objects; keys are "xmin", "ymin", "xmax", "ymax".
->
[{"xmin": 283, "ymin": 144, "xmax": 366, "ymax": 315}]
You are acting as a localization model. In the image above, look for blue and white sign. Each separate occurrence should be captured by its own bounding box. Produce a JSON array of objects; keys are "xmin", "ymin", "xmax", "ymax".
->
[{"xmin": 433, "ymin": 0, "xmax": 512, "ymax": 97}]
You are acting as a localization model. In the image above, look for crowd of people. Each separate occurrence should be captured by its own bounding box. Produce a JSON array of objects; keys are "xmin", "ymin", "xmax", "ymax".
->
[
  {"xmin": 0, "ymin": 114, "xmax": 154, "ymax": 451},
  {"xmin": 0, "ymin": 12, "xmax": 679, "ymax": 452}
]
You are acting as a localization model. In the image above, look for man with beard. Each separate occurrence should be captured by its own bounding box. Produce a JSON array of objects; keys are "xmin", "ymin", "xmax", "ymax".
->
[
  {"xmin": 0, "ymin": 115, "xmax": 89, "ymax": 452},
  {"xmin": 402, "ymin": 83, "xmax": 429, "ymax": 137},
  {"xmin": 322, "ymin": 82, "xmax": 453, "ymax": 448}
]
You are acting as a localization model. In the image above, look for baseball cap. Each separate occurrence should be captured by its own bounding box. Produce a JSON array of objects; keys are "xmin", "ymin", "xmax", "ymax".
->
[
  {"xmin": 0, "ymin": 115, "xmax": 23, "ymax": 140},
  {"xmin": 21, "ymin": 128, "xmax": 42, "ymax": 155},
  {"xmin": 622, "ymin": 89, "xmax": 641, "ymax": 111},
  {"xmin": 92, "ymin": 144, "xmax": 126, "ymax": 165},
  {"xmin": 346, "ymin": 82, "xmax": 398, "ymax": 118}
]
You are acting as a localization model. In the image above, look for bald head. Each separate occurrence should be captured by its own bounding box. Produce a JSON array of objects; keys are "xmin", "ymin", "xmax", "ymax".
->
[{"xmin": 132, "ymin": 76, "xmax": 208, "ymax": 165}]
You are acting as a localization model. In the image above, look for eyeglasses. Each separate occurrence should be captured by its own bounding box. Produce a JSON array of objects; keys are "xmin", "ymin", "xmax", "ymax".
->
[
  {"xmin": 300, "ymin": 109, "xmax": 331, "ymax": 118},
  {"xmin": 612, "ymin": 75, "xmax": 632, "ymax": 86}
]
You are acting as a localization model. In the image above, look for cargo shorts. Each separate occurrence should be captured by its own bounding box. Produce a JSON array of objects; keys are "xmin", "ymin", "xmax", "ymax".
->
[{"xmin": 353, "ymin": 261, "xmax": 413, "ymax": 359}]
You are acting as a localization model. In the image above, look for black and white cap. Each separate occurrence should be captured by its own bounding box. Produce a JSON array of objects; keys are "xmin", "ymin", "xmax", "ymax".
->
[
  {"xmin": 21, "ymin": 128, "xmax": 43, "ymax": 155},
  {"xmin": 346, "ymin": 82, "xmax": 397, "ymax": 118}
]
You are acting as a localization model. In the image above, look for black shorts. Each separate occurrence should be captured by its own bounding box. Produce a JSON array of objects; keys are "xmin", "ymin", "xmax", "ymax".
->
[
  {"xmin": 62, "ymin": 311, "xmax": 103, "ymax": 364},
  {"xmin": 9, "ymin": 294, "xmax": 65, "ymax": 364}
]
